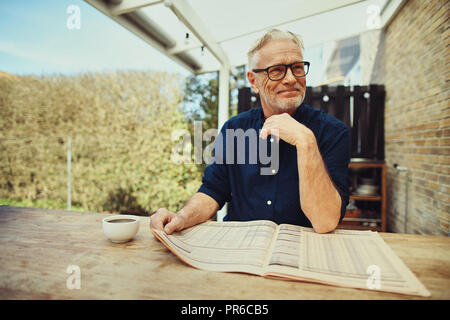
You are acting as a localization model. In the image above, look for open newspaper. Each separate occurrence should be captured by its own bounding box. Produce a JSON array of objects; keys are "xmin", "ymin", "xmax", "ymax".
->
[{"xmin": 151, "ymin": 220, "xmax": 430, "ymax": 297}]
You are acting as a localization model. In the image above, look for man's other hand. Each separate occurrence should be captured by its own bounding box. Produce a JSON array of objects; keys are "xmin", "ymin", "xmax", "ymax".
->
[
  {"xmin": 150, "ymin": 208, "xmax": 186, "ymax": 235},
  {"xmin": 260, "ymin": 113, "xmax": 315, "ymax": 148}
]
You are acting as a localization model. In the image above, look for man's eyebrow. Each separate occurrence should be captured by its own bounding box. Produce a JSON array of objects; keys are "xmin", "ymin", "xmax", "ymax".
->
[{"xmin": 266, "ymin": 60, "xmax": 304, "ymax": 67}]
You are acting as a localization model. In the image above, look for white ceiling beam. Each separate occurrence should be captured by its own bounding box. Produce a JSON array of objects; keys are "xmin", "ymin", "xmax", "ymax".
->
[
  {"xmin": 84, "ymin": 0, "xmax": 200, "ymax": 73},
  {"xmin": 164, "ymin": 0, "xmax": 230, "ymax": 67},
  {"xmin": 109, "ymin": 0, "xmax": 163, "ymax": 16},
  {"xmin": 166, "ymin": 42, "xmax": 201, "ymax": 55}
]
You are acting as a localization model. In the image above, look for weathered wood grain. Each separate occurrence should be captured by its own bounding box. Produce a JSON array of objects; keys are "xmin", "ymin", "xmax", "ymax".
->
[{"xmin": 0, "ymin": 206, "xmax": 448, "ymax": 299}]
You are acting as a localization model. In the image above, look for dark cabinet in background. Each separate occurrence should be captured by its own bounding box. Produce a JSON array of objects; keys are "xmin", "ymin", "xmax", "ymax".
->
[{"xmin": 338, "ymin": 161, "xmax": 386, "ymax": 232}]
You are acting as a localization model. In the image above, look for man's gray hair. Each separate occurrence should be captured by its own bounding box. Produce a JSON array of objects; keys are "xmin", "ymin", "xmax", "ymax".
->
[{"xmin": 247, "ymin": 29, "xmax": 304, "ymax": 69}]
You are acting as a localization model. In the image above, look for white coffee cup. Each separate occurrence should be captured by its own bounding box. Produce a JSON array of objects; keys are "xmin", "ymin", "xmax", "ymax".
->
[{"xmin": 102, "ymin": 215, "xmax": 140, "ymax": 243}]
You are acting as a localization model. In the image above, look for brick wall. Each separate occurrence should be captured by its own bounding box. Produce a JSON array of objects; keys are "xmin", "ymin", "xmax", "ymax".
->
[{"xmin": 370, "ymin": 0, "xmax": 449, "ymax": 235}]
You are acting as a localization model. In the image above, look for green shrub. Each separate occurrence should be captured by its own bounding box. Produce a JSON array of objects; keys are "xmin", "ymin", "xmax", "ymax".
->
[{"xmin": 0, "ymin": 70, "xmax": 203, "ymax": 214}]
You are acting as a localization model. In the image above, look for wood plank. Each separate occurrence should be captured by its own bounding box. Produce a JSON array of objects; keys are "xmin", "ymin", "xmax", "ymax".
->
[{"xmin": 0, "ymin": 206, "xmax": 448, "ymax": 299}]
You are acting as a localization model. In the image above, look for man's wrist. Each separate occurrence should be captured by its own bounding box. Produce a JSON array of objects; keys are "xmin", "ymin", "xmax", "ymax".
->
[
  {"xmin": 295, "ymin": 128, "xmax": 316, "ymax": 150},
  {"xmin": 176, "ymin": 208, "xmax": 188, "ymax": 228}
]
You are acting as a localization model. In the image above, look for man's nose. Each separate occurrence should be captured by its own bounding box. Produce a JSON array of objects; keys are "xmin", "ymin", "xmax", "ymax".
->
[{"xmin": 282, "ymin": 67, "xmax": 296, "ymax": 83}]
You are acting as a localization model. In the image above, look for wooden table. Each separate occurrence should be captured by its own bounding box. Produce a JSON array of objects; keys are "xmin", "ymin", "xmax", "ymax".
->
[{"xmin": 0, "ymin": 206, "xmax": 449, "ymax": 300}]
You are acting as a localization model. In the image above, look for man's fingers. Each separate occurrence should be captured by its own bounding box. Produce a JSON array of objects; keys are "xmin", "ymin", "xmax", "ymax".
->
[
  {"xmin": 150, "ymin": 216, "xmax": 163, "ymax": 231},
  {"xmin": 164, "ymin": 216, "xmax": 183, "ymax": 234},
  {"xmin": 260, "ymin": 128, "xmax": 268, "ymax": 139},
  {"xmin": 150, "ymin": 208, "xmax": 186, "ymax": 235},
  {"xmin": 260, "ymin": 127, "xmax": 280, "ymax": 142},
  {"xmin": 150, "ymin": 208, "xmax": 171, "ymax": 231}
]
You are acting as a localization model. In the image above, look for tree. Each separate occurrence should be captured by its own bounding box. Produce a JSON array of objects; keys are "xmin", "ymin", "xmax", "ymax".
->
[{"xmin": 183, "ymin": 72, "xmax": 219, "ymax": 132}]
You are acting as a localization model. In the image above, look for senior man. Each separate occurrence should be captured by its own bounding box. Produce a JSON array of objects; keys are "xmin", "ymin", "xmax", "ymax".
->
[{"xmin": 151, "ymin": 29, "xmax": 350, "ymax": 234}]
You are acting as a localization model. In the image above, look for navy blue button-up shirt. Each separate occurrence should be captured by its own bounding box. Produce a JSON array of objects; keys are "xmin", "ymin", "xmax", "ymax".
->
[{"xmin": 198, "ymin": 103, "xmax": 350, "ymax": 227}]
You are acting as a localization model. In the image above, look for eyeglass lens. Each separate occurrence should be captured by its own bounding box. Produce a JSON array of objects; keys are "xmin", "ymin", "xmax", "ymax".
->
[{"xmin": 268, "ymin": 62, "xmax": 308, "ymax": 80}]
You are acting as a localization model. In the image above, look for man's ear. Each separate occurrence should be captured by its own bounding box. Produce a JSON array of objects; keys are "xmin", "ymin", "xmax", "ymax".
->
[{"xmin": 247, "ymin": 71, "xmax": 259, "ymax": 94}]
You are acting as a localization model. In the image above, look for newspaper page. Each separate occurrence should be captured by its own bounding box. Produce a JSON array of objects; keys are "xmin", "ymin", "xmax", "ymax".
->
[
  {"xmin": 294, "ymin": 228, "xmax": 430, "ymax": 297},
  {"xmin": 152, "ymin": 221, "xmax": 430, "ymax": 297},
  {"xmin": 151, "ymin": 220, "xmax": 278, "ymax": 275}
]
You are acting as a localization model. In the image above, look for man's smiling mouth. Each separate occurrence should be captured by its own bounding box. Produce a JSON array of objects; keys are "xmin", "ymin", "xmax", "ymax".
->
[{"xmin": 277, "ymin": 88, "xmax": 300, "ymax": 95}]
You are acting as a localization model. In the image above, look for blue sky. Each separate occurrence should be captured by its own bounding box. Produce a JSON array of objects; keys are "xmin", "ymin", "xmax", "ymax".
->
[{"xmin": 0, "ymin": 0, "xmax": 190, "ymax": 76}]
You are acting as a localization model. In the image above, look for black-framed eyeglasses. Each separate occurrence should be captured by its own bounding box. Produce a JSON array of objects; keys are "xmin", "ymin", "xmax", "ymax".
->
[{"xmin": 252, "ymin": 61, "xmax": 310, "ymax": 81}]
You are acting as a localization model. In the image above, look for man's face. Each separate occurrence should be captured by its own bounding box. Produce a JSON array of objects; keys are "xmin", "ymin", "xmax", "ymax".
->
[{"xmin": 248, "ymin": 39, "xmax": 306, "ymax": 117}]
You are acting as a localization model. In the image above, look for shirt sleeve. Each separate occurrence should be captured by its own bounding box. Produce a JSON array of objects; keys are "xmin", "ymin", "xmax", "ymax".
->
[
  {"xmin": 197, "ymin": 121, "xmax": 232, "ymax": 209},
  {"xmin": 320, "ymin": 122, "xmax": 351, "ymax": 223}
]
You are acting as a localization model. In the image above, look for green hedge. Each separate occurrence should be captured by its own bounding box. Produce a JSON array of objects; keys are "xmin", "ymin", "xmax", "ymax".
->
[{"xmin": 0, "ymin": 71, "xmax": 203, "ymax": 214}]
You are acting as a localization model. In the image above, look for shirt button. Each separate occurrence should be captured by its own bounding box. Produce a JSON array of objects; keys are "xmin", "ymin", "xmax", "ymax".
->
[
  {"xmin": 270, "ymin": 138, "xmax": 274, "ymax": 143},
  {"xmin": 267, "ymin": 200, "xmax": 272, "ymax": 205}
]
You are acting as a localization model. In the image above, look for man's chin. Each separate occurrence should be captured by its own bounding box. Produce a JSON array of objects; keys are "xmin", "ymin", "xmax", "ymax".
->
[{"xmin": 276, "ymin": 96, "xmax": 304, "ymax": 112}]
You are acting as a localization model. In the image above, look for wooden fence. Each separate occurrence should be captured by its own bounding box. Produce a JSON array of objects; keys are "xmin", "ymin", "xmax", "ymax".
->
[{"xmin": 238, "ymin": 85, "xmax": 385, "ymax": 160}]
